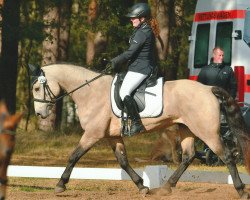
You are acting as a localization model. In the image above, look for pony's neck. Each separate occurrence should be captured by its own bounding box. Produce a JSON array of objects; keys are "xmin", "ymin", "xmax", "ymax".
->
[{"xmin": 44, "ymin": 64, "xmax": 100, "ymax": 92}]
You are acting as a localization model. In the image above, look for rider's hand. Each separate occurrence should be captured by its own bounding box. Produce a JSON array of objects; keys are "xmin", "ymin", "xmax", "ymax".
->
[{"xmin": 111, "ymin": 57, "xmax": 119, "ymax": 71}]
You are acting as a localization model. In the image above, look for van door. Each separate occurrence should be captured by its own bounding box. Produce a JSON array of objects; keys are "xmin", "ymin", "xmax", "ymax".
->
[
  {"xmin": 194, "ymin": 23, "xmax": 210, "ymax": 69},
  {"xmin": 215, "ymin": 22, "xmax": 233, "ymax": 66}
]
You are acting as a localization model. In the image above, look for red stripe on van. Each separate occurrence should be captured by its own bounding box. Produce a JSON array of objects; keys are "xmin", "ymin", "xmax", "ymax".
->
[
  {"xmin": 194, "ymin": 10, "xmax": 246, "ymax": 22},
  {"xmin": 245, "ymin": 74, "xmax": 250, "ymax": 93},
  {"xmin": 234, "ymin": 66, "xmax": 245, "ymax": 102},
  {"xmin": 189, "ymin": 75, "xmax": 198, "ymax": 81}
]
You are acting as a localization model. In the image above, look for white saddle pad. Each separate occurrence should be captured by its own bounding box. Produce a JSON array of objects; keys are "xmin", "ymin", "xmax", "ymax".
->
[{"xmin": 111, "ymin": 75, "xmax": 164, "ymax": 118}]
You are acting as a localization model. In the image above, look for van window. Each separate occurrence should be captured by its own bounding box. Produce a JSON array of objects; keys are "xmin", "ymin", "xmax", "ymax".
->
[
  {"xmin": 215, "ymin": 22, "xmax": 233, "ymax": 66},
  {"xmin": 243, "ymin": 9, "xmax": 250, "ymax": 47},
  {"xmin": 194, "ymin": 24, "xmax": 210, "ymax": 68}
]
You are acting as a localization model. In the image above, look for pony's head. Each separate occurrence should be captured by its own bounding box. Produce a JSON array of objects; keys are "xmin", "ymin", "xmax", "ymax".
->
[
  {"xmin": 29, "ymin": 64, "xmax": 61, "ymax": 118},
  {"xmin": 0, "ymin": 101, "xmax": 22, "ymax": 199}
]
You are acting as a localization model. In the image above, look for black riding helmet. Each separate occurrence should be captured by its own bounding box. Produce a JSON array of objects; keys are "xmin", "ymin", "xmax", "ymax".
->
[{"xmin": 126, "ymin": 3, "xmax": 151, "ymax": 19}]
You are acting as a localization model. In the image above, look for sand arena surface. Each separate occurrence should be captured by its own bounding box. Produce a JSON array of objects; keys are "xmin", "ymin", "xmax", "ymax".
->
[{"xmin": 7, "ymin": 178, "xmax": 247, "ymax": 200}]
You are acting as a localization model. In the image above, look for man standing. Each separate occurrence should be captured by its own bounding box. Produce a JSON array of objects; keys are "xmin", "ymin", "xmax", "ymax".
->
[
  {"xmin": 197, "ymin": 47, "xmax": 238, "ymax": 165},
  {"xmin": 198, "ymin": 47, "xmax": 237, "ymax": 98}
]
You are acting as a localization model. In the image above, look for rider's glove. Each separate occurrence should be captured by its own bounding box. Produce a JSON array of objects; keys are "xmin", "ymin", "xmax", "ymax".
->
[{"xmin": 111, "ymin": 56, "xmax": 120, "ymax": 71}]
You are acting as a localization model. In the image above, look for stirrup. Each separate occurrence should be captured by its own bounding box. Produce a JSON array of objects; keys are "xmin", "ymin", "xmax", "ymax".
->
[
  {"xmin": 122, "ymin": 120, "xmax": 145, "ymax": 137},
  {"xmin": 120, "ymin": 111, "xmax": 129, "ymax": 136}
]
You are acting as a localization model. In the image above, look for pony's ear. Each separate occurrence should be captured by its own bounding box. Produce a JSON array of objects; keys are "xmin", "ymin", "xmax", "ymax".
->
[
  {"xmin": 28, "ymin": 64, "xmax": 41, "ymax": 77},
  {"xmin": 29, "ymin": 64, "xmax": 41, "ymax": 86}
]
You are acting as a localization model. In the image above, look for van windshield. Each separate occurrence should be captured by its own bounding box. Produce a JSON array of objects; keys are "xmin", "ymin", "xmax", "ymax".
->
[
  {"xmin": 243, "ymin": 9, "xmax": 250, "ymax": 47},
  {"xmin": 194, "ymin": 24, "xmax": 210, "ymax": 68}
]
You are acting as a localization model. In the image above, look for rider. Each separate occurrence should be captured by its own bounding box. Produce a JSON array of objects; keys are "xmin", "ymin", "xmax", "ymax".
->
[{"xmin": 111, "ymin": 3, "xmax": 158, "ymax": 136}]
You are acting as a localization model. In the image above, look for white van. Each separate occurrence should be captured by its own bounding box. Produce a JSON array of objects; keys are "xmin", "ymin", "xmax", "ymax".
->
[{"xmin": 188, "ymin": 0, "xmax": 250, "ymax": 104}]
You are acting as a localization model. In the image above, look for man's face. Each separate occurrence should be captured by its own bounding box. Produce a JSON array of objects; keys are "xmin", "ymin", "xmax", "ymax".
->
[{"xmin": 213, "ymin": 49, "xmax": 224, "ymax": 64}]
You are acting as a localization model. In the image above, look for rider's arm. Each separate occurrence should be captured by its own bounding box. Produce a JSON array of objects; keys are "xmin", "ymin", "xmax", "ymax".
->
[{"xmin": 111, "ymin": 30, "xmax": 146, "ymax": 67}]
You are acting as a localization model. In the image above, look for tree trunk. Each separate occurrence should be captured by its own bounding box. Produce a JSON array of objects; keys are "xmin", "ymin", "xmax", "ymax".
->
[
  {"xmin": 86, "ymin": 0, "xmax": 97, "ymax": 65},
  {"xmin": 86, "ymin": 0, "xmax": 107, "ymax": 65},
  {"xmin": 0, "ymin": 0, "xmax": 20, "ymax": 114},
  {"xmin": 151, "ymin": 0, "xmax": 170, "ymax": 60},
  {"xmin": 40, "ymin": 1, "xmax": 73, "ymax": 131},
  {"xmin": 0, "ymin": 0, "xmax": 3, "ymax": 54},
  {"xmin": 41, "ymin": 1, "xmax": 73, "ymax": 131},
  {"xmin": 151, "ymin": 0, "xmax": 184, "ymax": 80},
  {"xmin": 57, "ymin": 0, "xmax": 76, "ymax": 129}
]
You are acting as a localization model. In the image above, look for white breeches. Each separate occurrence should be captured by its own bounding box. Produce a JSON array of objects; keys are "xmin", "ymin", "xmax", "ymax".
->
[{"xmin": 119, "ymin": 71, "xmax": 148, "ymax": 101}]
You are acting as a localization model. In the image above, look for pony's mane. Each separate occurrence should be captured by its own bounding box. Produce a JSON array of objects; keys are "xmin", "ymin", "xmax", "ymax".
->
[{"xmin": 43, "ymin": 62, "xmax": 108, "ymax": 74}]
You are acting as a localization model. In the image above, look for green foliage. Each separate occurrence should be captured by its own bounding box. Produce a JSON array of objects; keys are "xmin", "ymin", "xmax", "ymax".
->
[{"xmin": 68, "ymin": 0, "xmax": 133, "ymax": 65}]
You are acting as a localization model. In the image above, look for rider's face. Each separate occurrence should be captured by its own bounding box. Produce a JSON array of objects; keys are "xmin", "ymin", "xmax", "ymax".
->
[
  {"xmin": 213, "ymin": 49, "xmax": 224, "ymax": 64},
  {"xmin": 130, "ymin": 17, "xmax": 144, "ymax": 28}
]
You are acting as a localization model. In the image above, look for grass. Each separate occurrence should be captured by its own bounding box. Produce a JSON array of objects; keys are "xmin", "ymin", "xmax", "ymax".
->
[{"xmin": 12, "ymin": 127, "xmax": 161, "ymax": 168}]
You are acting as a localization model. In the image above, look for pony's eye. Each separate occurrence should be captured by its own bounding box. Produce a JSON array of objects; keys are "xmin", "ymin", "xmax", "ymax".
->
[{"xmin": 34, "ymin": 87, "xmax": 40, "ymax": 92}]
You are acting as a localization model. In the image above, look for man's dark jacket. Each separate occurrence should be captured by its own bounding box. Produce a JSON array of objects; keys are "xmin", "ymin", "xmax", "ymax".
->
[{"xmin": 197, "ymin": 62, "xmax": 237, "ymax": 99}]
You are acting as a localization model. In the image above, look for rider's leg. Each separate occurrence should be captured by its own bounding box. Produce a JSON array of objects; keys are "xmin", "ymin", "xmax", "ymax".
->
[
  {"xmin": 120, "ymin": 71, "xmax": 147, "ymax": 136},
  {"xmin": 123, "ymin": 95, "xmax": 145, "ymax": 135}
]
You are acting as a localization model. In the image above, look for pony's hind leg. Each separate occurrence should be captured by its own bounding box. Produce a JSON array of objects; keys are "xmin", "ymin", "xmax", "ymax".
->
[
  {"xmin": 108, "ymin": 137, "xmax": 149, "ymax": 196},
  {"xmin": 206, "ymin": 137, "xmax": 249, "ymax": 198},
  {"xmin": 220, "ymin": 144, "xmax": 249, "ymax": 198},
  {"xmin": 55, "ymin": 135, "xmax": 100, "ymax": 194}
]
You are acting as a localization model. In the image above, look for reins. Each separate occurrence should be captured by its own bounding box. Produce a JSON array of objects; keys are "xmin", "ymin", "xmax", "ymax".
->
[{"xmin": 33, "ymin": 64, "xmax": 112, "ymax": 104}]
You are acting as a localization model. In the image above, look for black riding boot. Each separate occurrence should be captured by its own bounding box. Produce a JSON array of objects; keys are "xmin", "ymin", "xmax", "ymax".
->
[{"xmin": 123, "ymin": 95, "xmax": 145, "ymax": 136}]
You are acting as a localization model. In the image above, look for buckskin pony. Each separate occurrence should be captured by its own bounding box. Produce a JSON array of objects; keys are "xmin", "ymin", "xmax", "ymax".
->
[
  {"xmin": 30, "ymin": 63, "xmax": 250, "ymax": 199},
  {"xmin": 0, "ymin": 102, "xmax": 22, "ymax": 200}
]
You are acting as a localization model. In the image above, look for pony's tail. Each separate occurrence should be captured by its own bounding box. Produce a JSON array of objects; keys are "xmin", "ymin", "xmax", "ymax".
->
[{"xmin": 212, "ymin": 86, "xmax": 250, "ymax": 174}]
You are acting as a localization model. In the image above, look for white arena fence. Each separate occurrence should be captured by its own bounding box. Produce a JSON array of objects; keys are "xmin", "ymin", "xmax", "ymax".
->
[{"xmin": 7, "ymin": 165, "xmax": 250, "ymax": 189}]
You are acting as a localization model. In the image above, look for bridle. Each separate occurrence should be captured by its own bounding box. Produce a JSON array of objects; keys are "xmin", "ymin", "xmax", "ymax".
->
[
  {"xmin": 32, "ymin": 69, "xmax": 57, "ymax": 104},
  {"xmin": 32, "ymin": 65, "xmax": 112, "ymax": 105}
]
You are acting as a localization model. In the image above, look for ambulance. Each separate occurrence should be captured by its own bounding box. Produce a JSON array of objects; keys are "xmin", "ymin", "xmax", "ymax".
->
[{"xmin": 187, "ymin": 0, "xmax": 250, "ymax": 104}]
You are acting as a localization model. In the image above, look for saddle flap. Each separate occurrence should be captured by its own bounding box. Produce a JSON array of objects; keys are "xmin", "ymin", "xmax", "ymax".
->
[{"xmin": 111, "ymin": 74, "xmax": 164, "ymax": 118}]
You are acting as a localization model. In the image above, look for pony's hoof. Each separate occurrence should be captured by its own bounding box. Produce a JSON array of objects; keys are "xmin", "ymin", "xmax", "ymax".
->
[
  {"xmin": 55, "ymin": 185, "xmax": 66, "ymax": 194},
  {"xmin": 139, "ymin": 186, "xmax": 149, "ymax": 197},
  {"xmin": 240, "ymin": 192, "xmax": 250, "ymax": 199},
  {"xmin": 157, "ymin": 187, "xmax": 172, "ymax": 196}
]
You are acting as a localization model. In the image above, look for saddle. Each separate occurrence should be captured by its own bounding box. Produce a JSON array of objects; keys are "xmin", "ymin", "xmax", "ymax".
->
[
  {"xmin": 111, "ymin": 71, "xmax": 164, "ymax": 118},
  {"xmin": 113, "ymin": 71, "xmax": 158, "ymax": 113}
]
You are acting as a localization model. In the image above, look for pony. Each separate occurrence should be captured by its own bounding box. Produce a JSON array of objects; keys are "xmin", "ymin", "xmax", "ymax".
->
[
  {"xmin": 0, "ymin": 102, "xmax": 22, "ymax": 200},
  {"xmin": 30, "ymin": 63, "xmax": 250, "ymax": 199}
]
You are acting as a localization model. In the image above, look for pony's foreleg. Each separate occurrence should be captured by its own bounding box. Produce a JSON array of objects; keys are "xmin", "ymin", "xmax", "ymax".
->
[
  {"xmin": 168, "ymin": 137, "xmax": 195, "ymax": 187},
  {"xmin": 108, "ymin": 137, "xmax": 149, "ymax": 196},
  {"xmin": 55, "ymin": 145, "xmax": 87, "ymax": 193},
  {"xmin": 157, "ymin": 136, "xmax": 195, "ymax": 196},
  {"xmin": 54, "ymin": 133, "xmax": 100, "ymax": 194}
]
